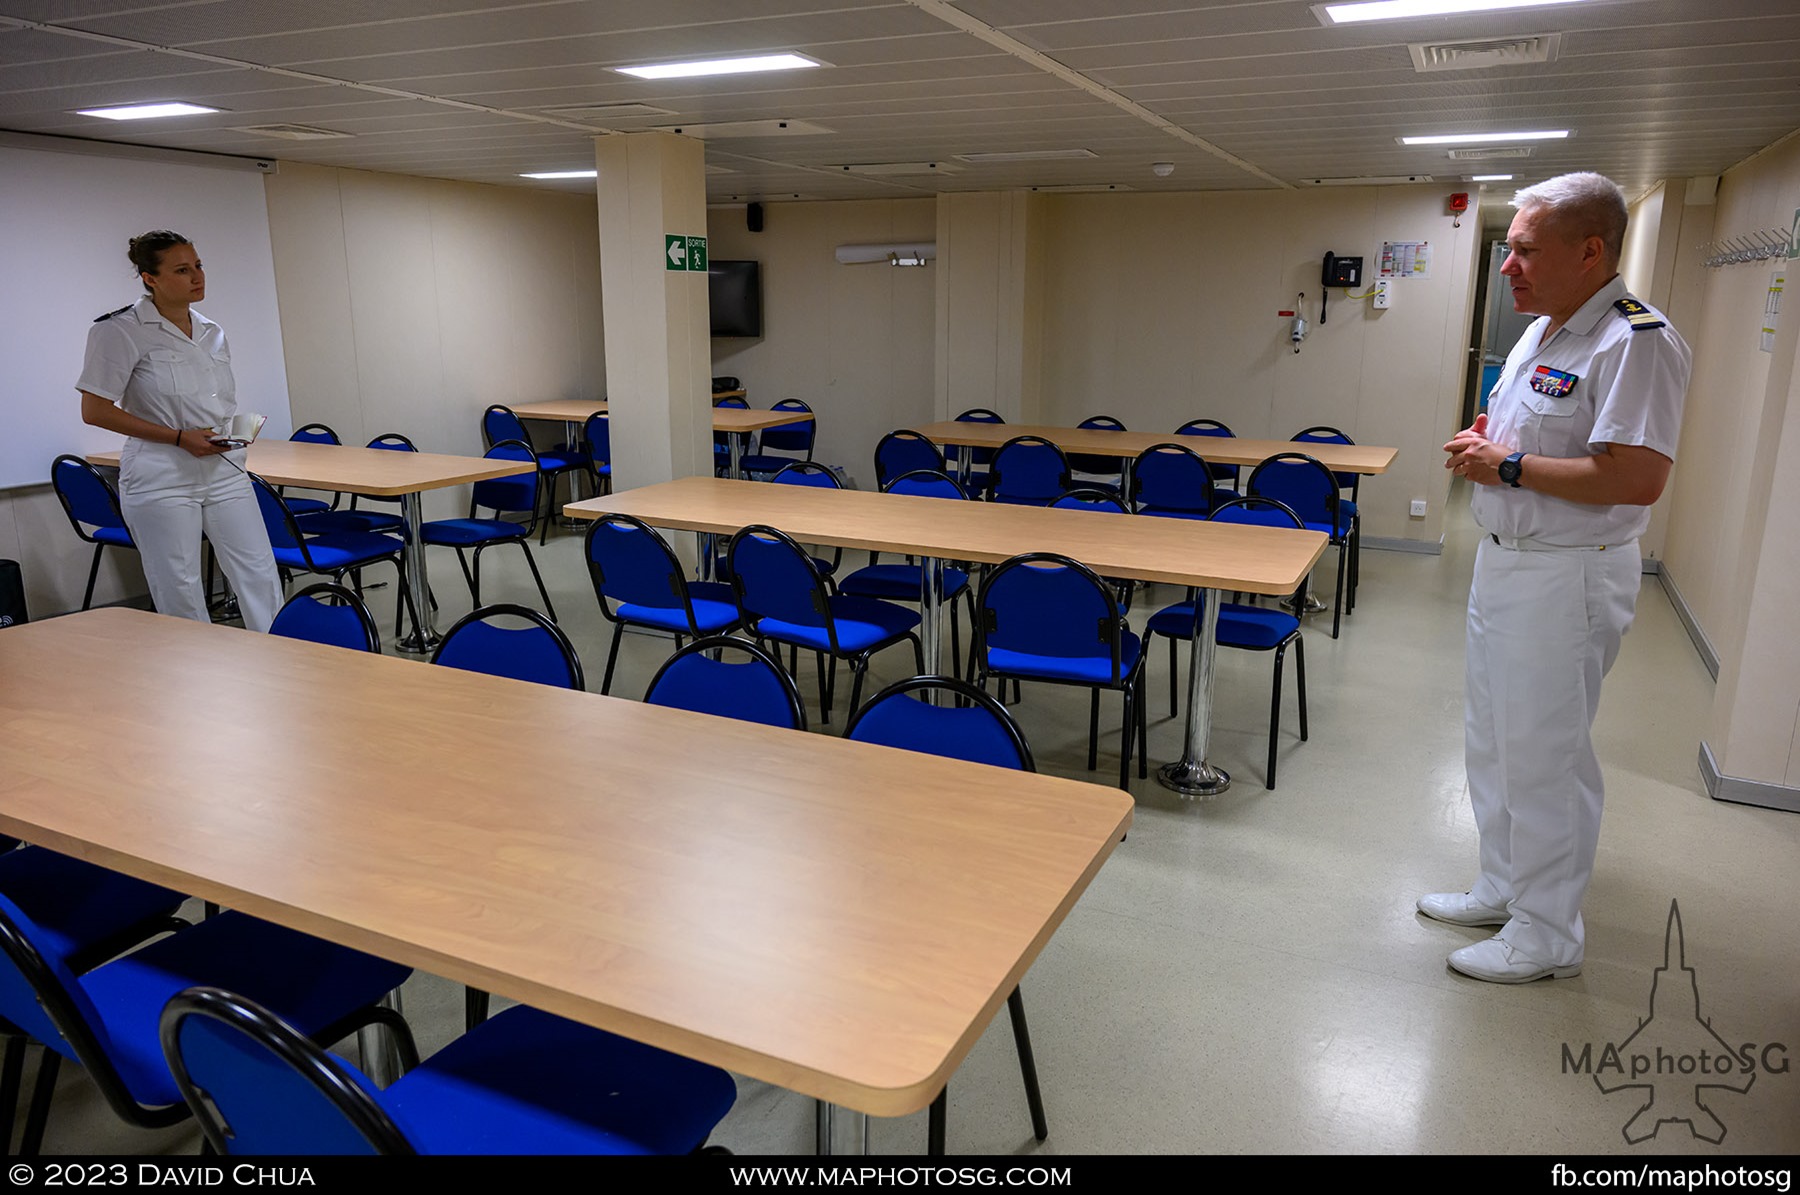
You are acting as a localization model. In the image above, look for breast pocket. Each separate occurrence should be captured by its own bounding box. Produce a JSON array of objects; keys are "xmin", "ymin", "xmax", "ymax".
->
[
  {"xmin": 144, "ymin": 347, "xmax": 200, "ymax": 399},
  {"xmin": 207, "ymin": 347, "xmax": 235, "ymax": 408},
  {"xmin": 1520, "ymin": 387, "xmax": 1582, "ymax": 455}
]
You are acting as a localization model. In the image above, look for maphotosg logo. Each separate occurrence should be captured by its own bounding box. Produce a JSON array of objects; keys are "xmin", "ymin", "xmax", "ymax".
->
[{"xmin": 1562, "ymin": 900, "xmax": 1789, "ymax": 1144}]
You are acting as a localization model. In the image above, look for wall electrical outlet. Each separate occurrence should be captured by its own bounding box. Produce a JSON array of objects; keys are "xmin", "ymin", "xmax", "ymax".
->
[
  {"xmin": 1373, "ymin": 280, "xmax": 1392, "ymax": 310},
  {"xmin": 1410, "ymin": 498, "xmax": 1428, "ymax": 518}
]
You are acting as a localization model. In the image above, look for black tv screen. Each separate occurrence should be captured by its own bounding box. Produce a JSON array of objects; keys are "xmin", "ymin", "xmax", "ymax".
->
[{"xmin": 709, "ymin": 260, "xmax": 762, "ymax": 338}]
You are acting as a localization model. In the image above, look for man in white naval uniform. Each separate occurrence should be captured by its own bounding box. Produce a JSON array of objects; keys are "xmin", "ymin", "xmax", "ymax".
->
[{"xmin": 1424, "ymin": 173, "xmax": 1690, "ymax": 983}]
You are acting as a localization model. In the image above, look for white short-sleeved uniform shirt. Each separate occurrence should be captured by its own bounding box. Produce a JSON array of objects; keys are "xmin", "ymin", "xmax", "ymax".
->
[
  {"xmin": 1473, "ymin": 274, "xmax": 1690, "ymax": 547},
  {"xmin": 75, "ymin": 295, "xmax": 237, "ymax": 434}
]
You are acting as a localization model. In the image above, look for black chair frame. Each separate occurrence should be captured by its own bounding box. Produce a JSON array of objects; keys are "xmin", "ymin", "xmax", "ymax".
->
[
  {"xmin": 586, "ymin": 515, "xmax": 743, "ymax": 696},
  {"xmin": 433, "ymin": 439, "xmax": 558, "ymax": 621},
  {"xmin": 1247, "ymin": 452, "xmax": 1354, "ymax": 639},
  {"xmin": 253, "ymin": 474, "xmax": 421, "ymax": 645}
]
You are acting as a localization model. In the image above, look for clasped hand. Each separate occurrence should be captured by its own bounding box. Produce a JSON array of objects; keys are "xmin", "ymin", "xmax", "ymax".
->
[{"xmin": 1444, "ymin": 413, "xmax": 1507, "ymax": 485}]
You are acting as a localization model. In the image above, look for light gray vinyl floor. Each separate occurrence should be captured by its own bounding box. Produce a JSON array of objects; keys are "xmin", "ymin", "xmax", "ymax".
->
[{"xmin": 23, "ymin": 482, "xmax": 1800, "ymax": 1155}]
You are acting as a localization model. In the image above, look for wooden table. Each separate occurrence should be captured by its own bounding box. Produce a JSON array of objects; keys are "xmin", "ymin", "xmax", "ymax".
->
[
  {"xmin": 88, "ymin": 440, "xmax": 530, "ymax": 652},
  {"xmin": 910, "ymin": 420, "xmax": 1397, "ymax": 481},
  {"xmin": 505, "ymin": 399, "xmax": 801, "ymax": 480},
  {"xmin": 0, "ymin": 608, "xmax": 1132, "ymax": 1123},
  {"xmin": 567, "ymin": 476, "xmax": 1326, "ymax": 796}
]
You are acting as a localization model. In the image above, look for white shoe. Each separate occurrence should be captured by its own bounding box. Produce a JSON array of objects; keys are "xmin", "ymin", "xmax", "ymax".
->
[
  {"xmin": 1416, "ymin": 891, "xmax": 1509, "ymax": 927},
  {"xmin": 1448, "ymin": 937, "xmax": 1581, "ymax": 984}
]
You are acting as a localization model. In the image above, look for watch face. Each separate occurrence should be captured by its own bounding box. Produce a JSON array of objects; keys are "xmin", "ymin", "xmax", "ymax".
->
[{"xmin": 1499, "ymin": 455, "xmax": 1522, "ymax": 485}]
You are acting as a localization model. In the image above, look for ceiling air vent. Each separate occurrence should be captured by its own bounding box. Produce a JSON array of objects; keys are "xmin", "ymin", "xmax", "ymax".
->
[
  {"xmin": 1446, "ymin": 146, "xmax": 1537, "ymax": 161},
  {"xmin": 229, "ymin": 124, "xmax": 350, "ymax": 141},
  {"xmin": 542, "ymin": 103, "xmax": 674, "ymax": 122},
  {"xmin": 1409, "ymin": 33, "xmax": 1561, "ymax": 73}
]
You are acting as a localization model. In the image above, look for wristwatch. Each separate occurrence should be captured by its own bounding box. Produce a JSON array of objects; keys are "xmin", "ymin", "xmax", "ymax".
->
[{"xmin": 1498, "ymin": 452, "xmax": 1525, "ymax": 488}]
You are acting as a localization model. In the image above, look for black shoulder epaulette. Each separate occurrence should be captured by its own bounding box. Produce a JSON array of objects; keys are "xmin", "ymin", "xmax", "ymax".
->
[
  {"xmin": 1613, "ymin": 297, "xmax": 1665, "ymax": 331},
  {"xmin": 93, "ymin": 305, "xmax": 132, "ymax": 323}
]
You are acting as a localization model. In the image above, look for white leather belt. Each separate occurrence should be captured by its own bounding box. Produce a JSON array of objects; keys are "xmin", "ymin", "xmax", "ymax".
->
[{"xmin": 1489, "ymin": 533, "xmax": 1629, "ymax": 552}]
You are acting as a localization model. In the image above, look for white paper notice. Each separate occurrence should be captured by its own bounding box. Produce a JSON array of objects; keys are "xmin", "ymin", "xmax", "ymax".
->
[
  {"xmin": 1379, "ymin": 241, "xmax": 1431, "ymax": 279},
  {"xmin": 1763, "ymin": 271, "xmax": 1784, "ymax": 354}
]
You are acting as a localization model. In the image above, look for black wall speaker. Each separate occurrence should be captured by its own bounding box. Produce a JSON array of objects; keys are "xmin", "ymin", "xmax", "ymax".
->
[{"xmin": 746, "ymin": 202, "xmax": 764, "ymax": 233}]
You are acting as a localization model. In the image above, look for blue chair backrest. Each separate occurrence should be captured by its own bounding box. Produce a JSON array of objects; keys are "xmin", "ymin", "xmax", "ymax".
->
[
  {"xmin": 251, "ymin": 475, "xmax": 306, "ymax": 552},
  {"xmin": 846, "ymin": 677, "xmax": 1033, "ymax": 771},
  {"xmin": 989, "ymin": 436, "xmax": 1068, "ymax": 504},
  {"xmin": 290, "ymin": 424, "xmax": 340, "ymax": 446},
  {"xmin": 953, "ymin": 408, "xmax": 1004, "ymax": 468},
  {"xmin": 366, "ymin": 434, "xmax": 415, "ymax": 452},
  {"xmin": 270, "ymin": 584, "xmax": 380, "ymax": 652},
  {"xmin": 874, "ymin": 431, "xmax": 944, "ymax": 487},
  {"xmin": 758, "ymin": 400, "xmax": 814, "ymax": 454},
  {"xmin": 771, "ymin": 462, "xmax": 841, "ymax": 489},
  {"xmin": 162, "ymin": 987, "xmax": 404, "ymax": 1155},
  {"xmin": 1051, "ymin": 487, "xmax": 1128, "ymax": 513},
  {"xmin": 884, "ymin": 469, "xmax": 967, "ymax": 500},
  {"xmin": 1132, "ymin": 443, "xmax": 1215, "ymax": 514},
  {"xmin": 1292, "ymin": 425, "xmax": 1358, "ymax": 491},
  {"xmin": 644, "ymin": 637, "xmax": 806, "ymax": 731},
  {"xmin": 0, "ymin": 894, "xmax": 110, "ymax": 1074},
  {"xmin": 471, "ymin": 440, "xmax": 540, "ymax": 516},
  {"xmin": 728, "ymin": 527, "xmax": 829, "ymax": 629},
  {"xmin": 51, "ymin": 455, "xmax": 127, "ymax": 532},
  {"xmin": 584, "ymin": 413, "xmax": 610, "ymax": 461},
  {"xmin": 481, "ymin": 405, "xmax": 527, "ymax": 450},
  {"xmin": 586, "ymin": 515, "xmax": 689, "ymax": 612},
  {"xmin": 1176, "ymin": 419, "xmax": 1240, "ymax": 483},
  {"xmin": 1070, "ymin": 415, "xmax": 1128, "ymax": 474},
  {"xmin": 1248, "ymin": 453, "xmax": 1339, "ymax": 527},
  {"xmin": 980, "ymin": 554, "xmax": 1123, "ymax": 672},
  {"xmin": 431, "ymin": 605, "xmax": 584, "ymax": 689},
  {"xmin": 1209, "ymin": 496, "xmax": 1304, "ymax": 531}
]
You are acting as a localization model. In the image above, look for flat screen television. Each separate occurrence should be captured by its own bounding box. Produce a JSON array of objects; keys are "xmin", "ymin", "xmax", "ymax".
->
[{"xmin": 708, "ymin": 259, "xmax": 762, "ymax": 338}]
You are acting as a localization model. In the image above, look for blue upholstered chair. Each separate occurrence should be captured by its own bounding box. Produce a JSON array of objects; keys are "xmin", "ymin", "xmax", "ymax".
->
[
  {"xmin": 1247, "ymin": 452, "xmax": 1354, "ymax": 638},
  {"xmin": 586, "ymin": 514, "xmax": 742, "ymax": 696},
  {"xmin": 481, "ymin": 405, "xmax": 590, "ymax": 543},
  {"xmin": 583, "ymin": 413, "xmax": 612, "ymax": 496},
  {"xmin": 712, "ymin": 395, "xmax": 751, "ymax": 476},
  {"xmin": 1049, "ymin": 488, "xmax": 1136, "ymax": 615},
  {"xmin": 644, "ymin": 636, "xmax": 806, "ymax": 731},
  {"xmin": 1067, "ymin": 414, "xmax": 1129, "ymax": 492},
  {"xmin": 987, "ymin": 435, "xmax": 1069, "ymax": 507},
  {"xmin": 842, "ymin": 675, "xmax": 1048, "ymax": 1154},
  {"xmin": 838, "ymin": 471, "xmax": 976, "ymax": 678},
  {"xmin": 49, "ymin": 455, "xmax": 136, "ymax": 612},
  {"xmin": 738, "ymin": 399, "xmax": 815, "ymax": 478},
  {"xmin": 0, "ymin": 897, "xmax": 410, "ymax": 1155},
  {"xmin": 1144, "ymin": 497, "xmax": 1309, "ymax": 789},
  {"xmin": 1176, "ymin": 418, "xmax": 1243, "ymax": 494},
  {"xmin": 947, "ymin": 407, "xmax": 1004, "ymax": 492},
  {"xmin": 269, "ymin": 582, "xmax": 381, "ymax": 653},
  {"xmin": 160, "ymin": 986, "xmax": 737, "ymax": 1155},
  {"xmin": 873, "ymin": 430, "xmax": 945, "ymax": 490},
  {"xmin": 973, "ymin": 553, "xmax": 1146, "ymax": 790},
  {"xmin": 1291, "ymin": 425, "xmax": 1362, "ymax": 609},
  {"xmin": 727, "ymin": 525, "xmax": 922, "ymax": 725},
  {"xmin": 280, "ymin": 423, "xmax": 341, "ymax": 517},
  {"xmin": 304, "ymin": 433, "xmax": 417, "ymax": 537},
  {"xmin": 429, "ymin": 604, "xmax": 583, "ymax": 691},
  {"xmin": 1130, "ymin": 442, "xmax": 1227, "ymax": 521},
  {"xmin": 252, "ymin": 473, "xmax": 420, "ymax": 643},
  {"xmin": 419, "ymin": 440, "xmax": 557, "ymax": 620}
]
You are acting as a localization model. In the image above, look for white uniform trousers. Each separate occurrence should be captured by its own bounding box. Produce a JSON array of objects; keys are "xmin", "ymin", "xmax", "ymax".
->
[
  {"xmin": 1463, "ymin": 535, "xmax": 1641, "ymax": 967},
  {"xmin": 118, "ymin": 441, "xmax": 283, "ymax": 633}
]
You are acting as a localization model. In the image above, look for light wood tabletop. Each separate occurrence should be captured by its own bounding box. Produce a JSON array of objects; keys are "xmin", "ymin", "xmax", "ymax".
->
[
  {"xmin": 566, "ymin": 476, "xmax": 1326, "ymax": 798},
  {"xmin": 909, "ymin": 421, "xmax": 1397, "ymax": 475},
  {"xmin": 86, "ymin": 439, "xmax": 531, "ymax": 498},
  {"xmin": 0, "ymin": 608, "xmax": 1132, "ymax": 1118},
  {"xmin": 565, "ymin": 475, "xmax": 1325, "ymax": 594},
  {"xmin": 87, "ymin": 440, "xmax": 530, "ymax": 652},
  {"xmin": 506, "ymin": 399, "xmax": 608, "ymax": 422}
]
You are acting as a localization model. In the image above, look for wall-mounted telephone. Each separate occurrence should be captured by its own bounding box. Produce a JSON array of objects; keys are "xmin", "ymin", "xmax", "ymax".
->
[{"xmin": 1321, "ymin": 252, "xmax": 1363, "ymax": 288}]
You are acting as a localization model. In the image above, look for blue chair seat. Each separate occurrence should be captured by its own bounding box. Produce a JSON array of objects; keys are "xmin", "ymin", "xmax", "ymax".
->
[
  {"xmin": 837, "ymin": 563, "xmax": 970, "ymax": 601},
  {"xmin": 754, "ymin": 596, "xmax": 920, "ymax": 655},
  {"xmin": 420, "ymin": 518, "xmax": 526, "ymax": 548},
  {"xmin": 616, "ymin": 582, "xmax": 740, "ymax": 636},
  {"xmin": 282, "ymin": 497, "xmax": 331, "ymax": 516},
  {"xmin": 0, "ymin": 849, "xmax": 180, "ymax": 966},
  {"xmin": 271, "ymin": 531, "xmax": 404, "ymax": 573},
  {"xmin": 76, "ymin": 913, "xmax": 410, "ymax": 1108},
  {"xmin": 90, "ymin": 525, "xmax": 134, "ymax": 547},
  {"xmin": 538, "ymin": 450, "xmax": 587, "ymax": 473},
  {"xmin": 296, "ymin": 509, "xmax": 408, "ymax": 537},
  {"xmin": 1148, "ymin": 602, "xmax": 1299, "ymax": 650},
  {"xmin": 379, "ymin": 1005, "xmax": 737, "ymax": 1155},
  {"xmin": 988, "ymin": 632, "xmax": 1142, "ymax": 684}
]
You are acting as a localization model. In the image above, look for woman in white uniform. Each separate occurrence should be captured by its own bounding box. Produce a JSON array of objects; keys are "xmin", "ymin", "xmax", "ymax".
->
[{"xmin": 75, "ymin": 230, "xmax": 282, "ymax": 631}]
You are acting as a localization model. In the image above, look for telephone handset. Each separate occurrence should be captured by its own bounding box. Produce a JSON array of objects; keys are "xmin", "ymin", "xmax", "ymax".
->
[{"xmin": 1318, "ymin": 252, "xmax": 1364, "ymax": 324}]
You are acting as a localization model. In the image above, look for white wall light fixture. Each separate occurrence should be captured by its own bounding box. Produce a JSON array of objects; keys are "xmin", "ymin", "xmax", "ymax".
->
[{"xmin": 835, "ymin": 243, "xmax": 937, "ymax": 267}]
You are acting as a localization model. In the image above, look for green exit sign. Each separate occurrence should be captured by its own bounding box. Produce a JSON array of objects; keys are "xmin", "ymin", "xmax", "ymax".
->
[{"xmin": 665, "ymin": 234, "xmax": 708, "ymax": 271}]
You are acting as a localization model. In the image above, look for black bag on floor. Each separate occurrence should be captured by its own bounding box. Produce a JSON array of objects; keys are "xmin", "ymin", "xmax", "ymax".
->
[{"xmin": 0, "ymin": 559, "xmax": 26, "ymax": 628}]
